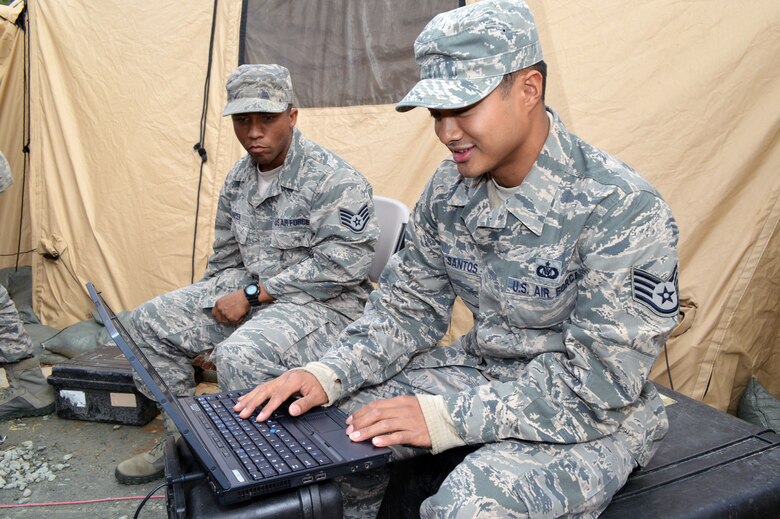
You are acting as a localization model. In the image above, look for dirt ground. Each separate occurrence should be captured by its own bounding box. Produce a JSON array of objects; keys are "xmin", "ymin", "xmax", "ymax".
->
[
  {"xmin": 0, "ymin": 367, "xmax": 221, "ymax": 518},
  {"xmin": 0, "ymin": 411, "xmax": 169, "ymax": 518}
]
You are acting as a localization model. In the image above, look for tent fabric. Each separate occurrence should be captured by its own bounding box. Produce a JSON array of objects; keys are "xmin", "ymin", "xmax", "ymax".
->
[
  {"xmin": 24, "ymin": 0, "xmax": 246, "ymax": 324},
  {"xmin": 0, "ymin": 0, "xmax": 778, "ymax": 413},
  {"xmin": 242, "ymin": 0, "xmax": 457, "ymax": 108},
  {"xmin": 0, "ymin": 0, "xmax": 29, "ymax": 270}
]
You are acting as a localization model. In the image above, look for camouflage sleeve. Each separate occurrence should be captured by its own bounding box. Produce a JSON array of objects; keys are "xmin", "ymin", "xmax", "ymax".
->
[
  {"xmin": 263, "ymin": 169, "xmax": 378, "ymax": 303},
  {"xmin": 445, "ymin": 190, "xmax": 680, "ymax": 445},
  {"xmin": 317, "ymin": 176, "xmax": 457, "ymax": 389},
  {"xmin": 0, "ymin": 151, "xmax": 13, "ymax": 194}
]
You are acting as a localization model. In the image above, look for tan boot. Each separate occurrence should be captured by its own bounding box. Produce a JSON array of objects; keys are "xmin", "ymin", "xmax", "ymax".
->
[
  {"xmin": 115, "ymin": 413, "xmax": 179, "ymax": 484},
  {"xmin": 0, "ymin": 357, "xmax": 56, "ymax": 421},
  {"xmin": 115, "ymin": 437, "xmax": 167, "ymax": 485}
]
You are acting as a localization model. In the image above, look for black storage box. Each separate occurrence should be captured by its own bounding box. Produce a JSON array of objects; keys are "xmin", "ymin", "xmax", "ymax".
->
[
  {"xmin": 165, "ymin": 436, "xmax": 343, "ymax": 519},
  {"xmin": 601, "ymin": 385, "xmax": 780, "ymax": 518},
  {"xmin": 378, "ymin": 384, "xmax": 780, "ymax": 518},
  {"xmin": 47, "ymin": 344, "xmax": 158, "ymax": 426}
]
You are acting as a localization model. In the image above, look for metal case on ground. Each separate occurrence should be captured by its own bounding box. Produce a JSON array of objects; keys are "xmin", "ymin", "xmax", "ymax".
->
[{"xmin": 47, "ymin": 345, "xmax": 158, "ymax": 426}]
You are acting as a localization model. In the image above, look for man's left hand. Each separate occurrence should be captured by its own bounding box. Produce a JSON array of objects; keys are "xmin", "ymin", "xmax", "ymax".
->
[{"xmin": 345, "ymin": 396, "xmax": 431, "ymax": 449}]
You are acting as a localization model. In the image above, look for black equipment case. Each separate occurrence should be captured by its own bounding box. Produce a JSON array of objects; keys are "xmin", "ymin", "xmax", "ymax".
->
[
  {"xmin": 164, "ymin": 435, "xmax": 343, "ymax": 519},
  {"xmin": 377, "ymin": 384, "xmax": 780, "ymax": 518},
  {"xmin": 47, "ymin": 344, "xmax": 158, "ymax": 426},
  {"xmin": 601, "ymin": 385, "xmax": 780, "ymax": 518}
]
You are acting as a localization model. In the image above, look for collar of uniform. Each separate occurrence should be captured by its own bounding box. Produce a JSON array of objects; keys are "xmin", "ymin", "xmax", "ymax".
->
[
  {"xmin": 503, "ymin": 107, "xmax": 572, "ymax": 236},
  {"xmin": 448, "ymin": 174, "xmax": 480, "ymax": 207},
  {"xmin": 277, "ymin": 127, "xmax": 305, "ymax": 192},
  {"xmin": 447, "ymin": 175, "xmax": 495, "ymax": 233}
]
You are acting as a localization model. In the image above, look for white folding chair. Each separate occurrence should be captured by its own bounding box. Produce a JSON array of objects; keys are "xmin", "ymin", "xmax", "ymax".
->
[{"xmin": 369, "ymin": 196, "xmax": 410, "ymax": 282}]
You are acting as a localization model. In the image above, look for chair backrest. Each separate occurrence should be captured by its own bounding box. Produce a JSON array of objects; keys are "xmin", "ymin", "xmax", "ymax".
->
[{"xmin": 369, "ymin": 195, "xmax": 410, "ymax": 282}]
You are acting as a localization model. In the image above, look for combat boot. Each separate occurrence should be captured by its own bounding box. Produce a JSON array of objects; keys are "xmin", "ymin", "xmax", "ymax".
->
[
  {"xmin": 0, "ymin": 356, "xmax": 56, "ymax": 421},
  {"xmin": 115, "ymin": 413, "xmax": 179, "ymax": 484},
  {"xmin": 115, "ymin": 437, "xmax": 168, "ymax": 485}
]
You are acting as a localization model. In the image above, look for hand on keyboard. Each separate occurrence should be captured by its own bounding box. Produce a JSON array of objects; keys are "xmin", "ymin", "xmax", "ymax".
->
[{"xmin": 234, "ymin": 369, "xmax": 328, "ymax": 422}]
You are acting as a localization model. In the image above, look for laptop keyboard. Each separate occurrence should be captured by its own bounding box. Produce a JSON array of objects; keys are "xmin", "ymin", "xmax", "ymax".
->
[{"xmin": 195, "ymin": 392, "xmax": 333, "ymax": 481}]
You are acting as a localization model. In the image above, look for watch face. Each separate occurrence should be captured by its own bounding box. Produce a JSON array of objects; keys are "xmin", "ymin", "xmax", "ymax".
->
[{"xmin": 245, "ymin": 284, "xmax": 259, "ymax": 296}]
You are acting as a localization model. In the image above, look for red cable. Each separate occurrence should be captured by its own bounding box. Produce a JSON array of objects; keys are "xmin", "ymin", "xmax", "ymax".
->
[{"xmin": 0, "ymin": 494, "xmax": 165, "ymax": 509}]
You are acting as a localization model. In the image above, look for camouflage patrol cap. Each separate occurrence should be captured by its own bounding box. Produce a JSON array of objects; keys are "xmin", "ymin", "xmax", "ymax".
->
[
  {"xmin": 222, "ymin": 64, "xmax": 293, "ymax": 116},
  {"xmin": 396, "ymin": 0, "xmax": 543, "ymax": 112}
]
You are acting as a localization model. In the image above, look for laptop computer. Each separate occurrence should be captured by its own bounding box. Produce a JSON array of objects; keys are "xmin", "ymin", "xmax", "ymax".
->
[{"xmin": 86, "ymin": 281, "xmax": 391, "ymax": 505}]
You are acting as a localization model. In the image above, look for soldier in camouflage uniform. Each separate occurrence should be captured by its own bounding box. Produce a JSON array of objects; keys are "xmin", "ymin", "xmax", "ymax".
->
[
  {"xmin": 0, "ymin": 151, "xmax": 56, "ymax": 421},
  {"xmin": 115, "ymin": 64, "xmax": 379, "ymax": 485},
  {"xmin": 237, "ymin": 2, "xmax": 680, "ymax": 517}
]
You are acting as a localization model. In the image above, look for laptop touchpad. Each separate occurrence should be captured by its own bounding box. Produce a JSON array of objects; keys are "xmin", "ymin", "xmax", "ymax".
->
[{"xmin": 304, "ymin": 413, "xmax": 343, "ymax": 433}]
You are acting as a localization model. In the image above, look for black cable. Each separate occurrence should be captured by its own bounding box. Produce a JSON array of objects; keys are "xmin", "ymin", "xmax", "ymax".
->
[
  {"xmin": 132, "ymin": 472, "xmax": 207, "ymax": 519},
  {"xmin": 0, "ymin": 249, "xmax": 34, "ymax": 257},
  {"xmin": 133, "ymin": 480, "xmax": 168, "ymax": 519},
  {"xmin": 663, "ymin": 343, "xmax": 674, "ymax": 391},
  {"xmin": 190, "ymin": 0, "xmax": 219, "ymax": 284},
  {"xmin": 15, "ymin": 3, "xmax": 31, "ymax": 271}
]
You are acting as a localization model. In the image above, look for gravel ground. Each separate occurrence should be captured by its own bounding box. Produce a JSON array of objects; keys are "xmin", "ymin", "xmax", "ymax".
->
[{"xmin": 0, "ymin": 412, "xmax": 169, "ymax": 518}]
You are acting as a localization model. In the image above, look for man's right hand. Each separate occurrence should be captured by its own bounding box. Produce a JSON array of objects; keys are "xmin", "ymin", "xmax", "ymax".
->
[
  {"xmin": 212, "ymin": 289, "xmax": 250, "ymax": 326},
  {"xmin": 234, "ymin": 370, "xmax": 328, "ymax": 422}
]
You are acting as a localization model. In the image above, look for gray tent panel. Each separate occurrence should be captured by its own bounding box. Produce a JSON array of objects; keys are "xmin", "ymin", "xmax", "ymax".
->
[{"xmin": 241, "ymin": 0, "xmax": 460, "ymax": 107}]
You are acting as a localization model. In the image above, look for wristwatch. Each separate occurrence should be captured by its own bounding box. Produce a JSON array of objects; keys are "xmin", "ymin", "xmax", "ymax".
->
[{"xmin": 243, "ymin": 283, "xmax": 261, "ymax": 306}]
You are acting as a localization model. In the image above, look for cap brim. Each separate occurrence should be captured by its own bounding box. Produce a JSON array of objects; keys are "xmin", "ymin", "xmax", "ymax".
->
[
  {"xmin": 395, "ymin": 76, "xmax": 502, "ymax": 113},
  {"xmin": 222, "ymin": 98, "xmax": 289, "ymax": 116}
]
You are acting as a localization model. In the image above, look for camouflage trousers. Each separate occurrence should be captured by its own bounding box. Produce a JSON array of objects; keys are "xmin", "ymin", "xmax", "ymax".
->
[
  {"xmin": 0, "ymin": 284, "xmax": 34, "ymax": 365},
  {"xmin": 127, "ymin": 280, "xmax": 352, "ymax": 398},
  {"xmin": 259, "ymin": 344, "xmax": 639, "ymax": 519}
]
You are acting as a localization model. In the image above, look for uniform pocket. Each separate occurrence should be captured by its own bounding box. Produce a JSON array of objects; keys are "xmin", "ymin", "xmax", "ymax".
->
[
  {"xmin": 270, "ymin": 228, "xmax": 310, "ymax": 250},
  {"xmin": 501, "ymin": 273, "xmax": 577, "ymax": 329}
]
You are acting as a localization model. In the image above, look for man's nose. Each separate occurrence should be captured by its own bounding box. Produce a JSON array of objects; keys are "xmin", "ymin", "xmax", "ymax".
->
[
  {"xmin": 436, "ymin": 115, "xmax": 461, "ymax": 145},
  {"xmin": 247, "ymin": 120, "xmax": 264, "ymax": 138}
]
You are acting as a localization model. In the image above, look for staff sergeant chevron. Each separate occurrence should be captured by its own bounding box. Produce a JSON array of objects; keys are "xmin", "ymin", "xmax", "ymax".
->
[
  {"xmin": 632, "ymin": 264, "xmax": 679, "ymax": 317},
  {"xmin": 339, "ymin": 204, "xmax": 371, "ymax": 233}
]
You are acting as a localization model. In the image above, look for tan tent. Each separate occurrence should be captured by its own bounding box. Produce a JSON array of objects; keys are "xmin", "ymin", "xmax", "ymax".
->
[{"xmin": 1, "ymin": 0, "xmax": 778, "ymax": 414}]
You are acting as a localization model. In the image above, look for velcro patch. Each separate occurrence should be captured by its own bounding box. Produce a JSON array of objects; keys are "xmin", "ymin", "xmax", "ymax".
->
[
  {"xmin": 534, "ymin": 258, "xmax": 562, "ymax": 281},
  {"xmin": 632, "ymin": 265, "xmax": 679, "ymax": 317},
  {"xmin": 339, "ymin": 204, "xmax": 370, "ymax": 233}
]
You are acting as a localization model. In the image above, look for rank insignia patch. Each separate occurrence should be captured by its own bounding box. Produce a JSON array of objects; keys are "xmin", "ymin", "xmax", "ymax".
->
[
  {"xmin": 632, "ymin": 265, "xmax": 679, "ymax": 316},
  {"xmin": 339, "ymin": 204, "xmax": 370, "ymax": 233}
]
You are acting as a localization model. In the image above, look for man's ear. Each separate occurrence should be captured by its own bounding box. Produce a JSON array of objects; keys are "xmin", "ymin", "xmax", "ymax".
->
[
  {"xmin": 521, "ymin": 69, "xmax": 544, "ymax": 108},
  {"xmin": 289, "ymin": 107, "xmax": 299, "ymax": 128}
]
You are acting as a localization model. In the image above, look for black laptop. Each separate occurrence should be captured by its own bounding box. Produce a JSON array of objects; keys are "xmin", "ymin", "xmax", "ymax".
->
[{"xmin": 86, "ymin": 282, "xmax": 391, "ymax": 505}]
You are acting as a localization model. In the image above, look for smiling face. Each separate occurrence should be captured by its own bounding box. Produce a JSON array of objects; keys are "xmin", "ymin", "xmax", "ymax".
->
[
  {"xmin": 428, "ymin": 68, "xmax": 547, "ymax": 188},
  {"xmin": 231, "ymin": 108, "xmax": 298, "ymax": 171}
]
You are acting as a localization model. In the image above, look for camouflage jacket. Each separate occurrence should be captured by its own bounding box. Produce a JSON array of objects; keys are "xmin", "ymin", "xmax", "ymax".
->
[
  {"xmin": 201, "ymin": 128, "xmax": 378, "ymax": 321},
  {"xmin": 319, "ymin": 108, "xmax": 679, "ymax": 461},
  {"xmin": 0, "ymin": 152, "xmax": 12, "ymax": 194}
]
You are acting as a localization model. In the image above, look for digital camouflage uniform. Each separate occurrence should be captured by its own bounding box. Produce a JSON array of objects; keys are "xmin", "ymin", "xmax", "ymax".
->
[
  {"xmin": 130, "ymin": 67, "xmax": 379, "ymax": 398},
  {"xmin": 285, "ymin": 2, "xmax": 680, "ymax": 517},
  {"xmin": 0, "ymin": 151, "xmax": 34, "ymax": 365}
]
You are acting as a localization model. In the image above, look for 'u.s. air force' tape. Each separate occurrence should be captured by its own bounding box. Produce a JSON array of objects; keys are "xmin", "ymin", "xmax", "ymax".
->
[
  {"xmin": 632, "ymin": 265, "xmax": 679, "ymax": 317},
  {"xmin": 339, "ymin": 204, "xmax": 370, "ymax": 233}
]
